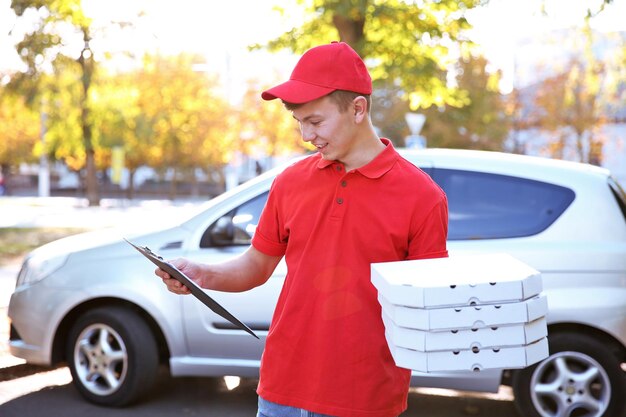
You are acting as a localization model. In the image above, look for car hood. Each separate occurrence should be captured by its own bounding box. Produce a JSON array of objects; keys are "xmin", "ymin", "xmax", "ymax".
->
[{"xmin": 27, "ymin": 226, "xmax": 190, "ymax": 264}]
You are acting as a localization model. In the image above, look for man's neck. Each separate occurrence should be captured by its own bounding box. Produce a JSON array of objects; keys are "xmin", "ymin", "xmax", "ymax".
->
[{"xmin": 340, "ymin": 134, "xmax": 386, "ymax": 172}]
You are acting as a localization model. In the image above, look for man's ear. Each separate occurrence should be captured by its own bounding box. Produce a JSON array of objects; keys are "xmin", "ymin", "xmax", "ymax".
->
[{"xmin": 352, "ymin": 96, "xmax": 368, "ymax": 123}]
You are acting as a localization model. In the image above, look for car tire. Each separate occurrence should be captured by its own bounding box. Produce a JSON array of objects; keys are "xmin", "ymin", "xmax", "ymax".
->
[
  {"xmin": 66, "ymin": 306, "xmax": 159, "ymax": 406},
  {"xmin": 512, "ymin": 332, "xmax": 625, "ymax": 417}
]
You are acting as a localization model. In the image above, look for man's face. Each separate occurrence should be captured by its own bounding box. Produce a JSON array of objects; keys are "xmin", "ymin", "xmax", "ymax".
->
[{"xmin": 292, "ymin": 95, "xmax": 358, "ymax": 164}]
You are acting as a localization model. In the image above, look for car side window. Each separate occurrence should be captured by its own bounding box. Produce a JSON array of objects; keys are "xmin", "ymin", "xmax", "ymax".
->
[
  {"xmin": 431, "ymin": 168, "xmax": 575, "ymax": 240},
  {"xmin": 200, "ymin": 192, "xmax": 269, "ymax": 247}
]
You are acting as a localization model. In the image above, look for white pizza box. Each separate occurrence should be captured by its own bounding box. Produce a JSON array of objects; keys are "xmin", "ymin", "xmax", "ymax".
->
[
  {"xmin": 379, "ymin": 293, "xmax": 548, "ymax": 331},
  {"xmin": 386, "ymin": 335, "xmax": 549, "ymax": 373},
  {"xmin": 371, "ymin": 253, "xmax": 542, "ymax": 308},
  {"xmin": 382, "ymin": 311, "xmax": 547, "ymax": 352}
]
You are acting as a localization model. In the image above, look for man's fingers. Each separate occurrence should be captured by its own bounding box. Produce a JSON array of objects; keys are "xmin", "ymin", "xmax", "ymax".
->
[
  {"xmin": 164, "ymin": 276, "xmax": 191, "ymax": 294},
  {"xmin": 154, "ymin": 266, "xmax": 191, "ymax": 294},
  {"xmin": 154, "ymin": 267, "xmax": 170, "ymax": 280}
]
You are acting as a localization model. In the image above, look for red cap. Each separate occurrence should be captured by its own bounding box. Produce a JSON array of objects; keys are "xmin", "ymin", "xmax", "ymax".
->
[{"xmin": 261, "ymin": 41, "xmax": 372, "ymax": 103}]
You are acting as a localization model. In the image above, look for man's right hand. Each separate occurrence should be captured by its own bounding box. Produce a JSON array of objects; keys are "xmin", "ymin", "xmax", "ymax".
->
[
  {"xmin": 154, "ymin": 258, "xmax": 201, "ymax": 295},
  {"xmin": 154, "ymin": 247, "xmax": 282, "ymax": 294}
]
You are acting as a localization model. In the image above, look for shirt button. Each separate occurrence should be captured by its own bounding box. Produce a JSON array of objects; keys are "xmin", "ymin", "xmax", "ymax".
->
[
  {"xmin": 337, "ymin": 198, "xmax": 344, "ymax": 204},
  {"xmin": 336, "ymin": 165, "xmax": 342, "ymax": 171},
  {"xmin": 341, "ymin": 181, "xmax": 347, "ymax": 187}
]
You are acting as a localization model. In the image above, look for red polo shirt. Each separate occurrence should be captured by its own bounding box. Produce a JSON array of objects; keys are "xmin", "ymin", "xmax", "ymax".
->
[{"xmin": 252, "ymin": 139, "xmax": 448, "ymax": 417}]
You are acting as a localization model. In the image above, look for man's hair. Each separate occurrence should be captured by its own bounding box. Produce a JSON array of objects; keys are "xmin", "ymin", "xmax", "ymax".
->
[{"xmin": 283, "ymin": 90, "xmax": 371, "ymax": 113}]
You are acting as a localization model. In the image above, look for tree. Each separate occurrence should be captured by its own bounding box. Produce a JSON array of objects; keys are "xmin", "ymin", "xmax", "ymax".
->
[
  {"xmin": 89, "ymin": 70, "xmax": 146, "ymax": 198},
  {"xmin": 421, "ymin": 53, "xmax": 509, "ymax": 150},
  {"xmin": 258, "ymin": 0, "xmax": 484, "ymax": 110},
  {"xmin": 261, "ymin": 0, "xmax": 622, "ymax": 153},
  {"xmin": 9, "ymin": 0, "xmax": 134, "ymax": 205},
  {"xmin": 131, "ymin": 54, "xmax": 233, "ymax": 199},
  {"xmin": 511, "ymin": 24, "xmax": 624, "ymax": 165},
  {"xmin": 370, "ymin": 81, "xmax": 413, "ymax": 145},
  {"xmin": 0, "ymin": 89, "xmax": 40, "ymax": 193},
  {"xmin": 237, "ymin": 79, "xmax": 308, "ymax": 163},
  {"xmin": 38, "ymin": 56, "xmax": 86, "ymax": 173}
]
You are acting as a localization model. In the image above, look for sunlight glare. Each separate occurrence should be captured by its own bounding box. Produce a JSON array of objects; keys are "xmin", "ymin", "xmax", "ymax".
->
[{"xmin": 224, "ymin": 375, "xmax": 241, "ymax": 391}]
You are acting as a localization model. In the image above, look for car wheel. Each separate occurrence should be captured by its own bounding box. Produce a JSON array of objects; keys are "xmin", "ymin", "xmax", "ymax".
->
[
  {"xmin": 66, "ymin": 306, "xmax": 159, "ymax": 406},
  {"xmin": 512, "ymin": 332, "xmax": 625, "ymax": 417}
]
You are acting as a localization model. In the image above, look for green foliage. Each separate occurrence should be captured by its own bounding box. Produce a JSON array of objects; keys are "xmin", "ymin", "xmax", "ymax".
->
[
  {"xmin": 257, "ymin": 0, "xmax": 485, "ymax": 110},
  {"xmin": 9, "ymin": 0, "xmax": 99, "ymax": 204},
  {"xmin": 135, "ymin": 55, "xmax": 233, "ymax": 169},
  {"xmin": 421, "ymin": 54, "xmax": 509, "ymax": 150},
  {"xmin": 238, "ymin": 79, "xmax": 308, "ymax": 158},
  {"xmin": 9, "ymin": 0, "xmax": 91, "ymax": 100},
  {"xmin": 2, "ymin": 0, "xmax": 619, "ymax": 200},
  {"xmin": 38, "ymin": 56, "xmax": 85, "ymax": 170},
  {"xmin": 0, "ymin": 89, "xmax": 40, "ymax": 168}
]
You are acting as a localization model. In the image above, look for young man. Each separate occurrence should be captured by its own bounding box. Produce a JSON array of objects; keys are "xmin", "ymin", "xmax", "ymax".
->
[{"xmin": 155, "ymin": 41, "xmax": 448, "ymax": 417}]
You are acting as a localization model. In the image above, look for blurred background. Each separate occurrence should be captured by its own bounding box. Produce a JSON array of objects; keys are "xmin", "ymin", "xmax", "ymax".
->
[{"xmin": 0, "ymin": 0, "xmax": 624, "ymax": 206}]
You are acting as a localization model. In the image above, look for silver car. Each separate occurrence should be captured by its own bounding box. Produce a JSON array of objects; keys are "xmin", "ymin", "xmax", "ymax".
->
[{"xmin": 8, "ymin": 148, "xmax": 626, "ymax": 417}]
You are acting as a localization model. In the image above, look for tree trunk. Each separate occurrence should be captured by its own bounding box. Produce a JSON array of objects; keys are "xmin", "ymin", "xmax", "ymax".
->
[
  {"xmin": 0, "ymin": 163, "xmax": 10, "ymax": 196},
  {"xmin": 79, "ymin": 27, "xmax": 99, "ymax": 206},
  {"xmin": 126, "ymin": 169, "xmax": 136, "ymax": 200},
  {"xmin": 168, "ymin": 168, "xmax": 178, "ymax": 200},
  {"xmin": 190, "ymin": 168, "xmax": 199, "ymax": 198},
  {"xmin": 575, "ymin": 131, "xmax": 585, "ymax": 163},
  {"xmin": 332, "ymin": 14, "xmax": 365, "ymax": 53},
  {"xmin": 84, "ymin": 149, "xmax": 98, "ymax": 204},
  {"xmin": 588, "ymin": 137, "xmax": 603, "ymax": 166},
  {"xmin": 550, "ymin": 133, "xmax": 567, "ymax": 160}
]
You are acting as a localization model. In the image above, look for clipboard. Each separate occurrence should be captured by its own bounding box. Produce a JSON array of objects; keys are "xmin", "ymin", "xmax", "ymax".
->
[{"xmin": 124, "ymin": 238, "xmax": 259, "ymax": 339}]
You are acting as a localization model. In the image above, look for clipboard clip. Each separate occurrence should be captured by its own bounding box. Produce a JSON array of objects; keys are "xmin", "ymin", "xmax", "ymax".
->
[{"xmin": 142, "ymin": 245, "xmax": 163, "ymax": 260}]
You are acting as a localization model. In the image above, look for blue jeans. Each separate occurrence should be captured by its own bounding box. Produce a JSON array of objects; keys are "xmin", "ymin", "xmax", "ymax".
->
[{"xmin": 257, "ymin": 396, "xmax": 336, "ymax": 417}]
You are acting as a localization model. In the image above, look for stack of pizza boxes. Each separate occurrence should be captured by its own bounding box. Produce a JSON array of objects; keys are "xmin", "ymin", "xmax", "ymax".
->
[{"xmin": 371, "ymin": 253, "xmax": 549, "ymax": 373}]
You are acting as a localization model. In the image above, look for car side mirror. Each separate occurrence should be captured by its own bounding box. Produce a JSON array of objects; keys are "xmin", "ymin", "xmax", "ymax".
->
[{"xmin": 208, "ymin": 215, "xmax": 235, "ymax": 246}]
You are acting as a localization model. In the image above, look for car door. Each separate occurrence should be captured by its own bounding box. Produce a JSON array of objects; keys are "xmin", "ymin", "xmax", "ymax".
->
[{"xmin": 180, "ymin": 190, "xmax": 283, "ymax": 362}]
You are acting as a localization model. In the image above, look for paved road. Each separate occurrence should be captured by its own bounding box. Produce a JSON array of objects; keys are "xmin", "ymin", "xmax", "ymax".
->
[{"xmin": 0, "ymin": 370, "xmax": 518, "ymax": 417}]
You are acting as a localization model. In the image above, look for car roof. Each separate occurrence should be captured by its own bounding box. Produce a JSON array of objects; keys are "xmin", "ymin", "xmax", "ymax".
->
[{"xmin": 398, "ymin": 148, "xmax": 611, "ymax": 184}]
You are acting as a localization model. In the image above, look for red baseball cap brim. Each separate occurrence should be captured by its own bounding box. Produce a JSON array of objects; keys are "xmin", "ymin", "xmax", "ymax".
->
[
  {"xmin": 262, "ymin": 42, "xmax": 371, "ymax": 104},
  {"xmin": 261, "ymin": 79, "xmax": 336, "ymax": 104}
]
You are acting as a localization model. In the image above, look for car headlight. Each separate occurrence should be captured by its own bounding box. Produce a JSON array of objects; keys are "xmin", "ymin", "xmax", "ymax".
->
[{"xmin": 16, "ymin": 253, "xmax": 68, "ymax": 287}]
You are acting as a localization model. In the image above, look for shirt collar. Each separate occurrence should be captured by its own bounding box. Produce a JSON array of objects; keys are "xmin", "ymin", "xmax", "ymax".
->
[{"xmin": 316, "ymin": 138, "xmax": 398, "ymax": 179}]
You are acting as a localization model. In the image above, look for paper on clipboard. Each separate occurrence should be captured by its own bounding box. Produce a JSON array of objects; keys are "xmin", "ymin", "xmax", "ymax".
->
[{"xmin": 124, "ymin": 238, "xmax": 259, "ymax": 339}]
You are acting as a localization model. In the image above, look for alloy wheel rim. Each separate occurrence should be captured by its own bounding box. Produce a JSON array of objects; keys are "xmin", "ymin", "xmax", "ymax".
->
[
  {"xmin": 73, "ymin": 323, "xmax": 128, "ymax": 396},
  {"xmin": 530, "ymin": 351, "xmax": 611, "ymax": 417}
]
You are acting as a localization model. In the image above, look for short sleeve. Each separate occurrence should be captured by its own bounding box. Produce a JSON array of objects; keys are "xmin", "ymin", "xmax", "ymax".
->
[
  {"xmin": 251, "ymin": 178, "xmax": 289, "ymax": 257},
  {"xmin": 406, "ymin": 194, "xmax": 449, "ymax": 260}
]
